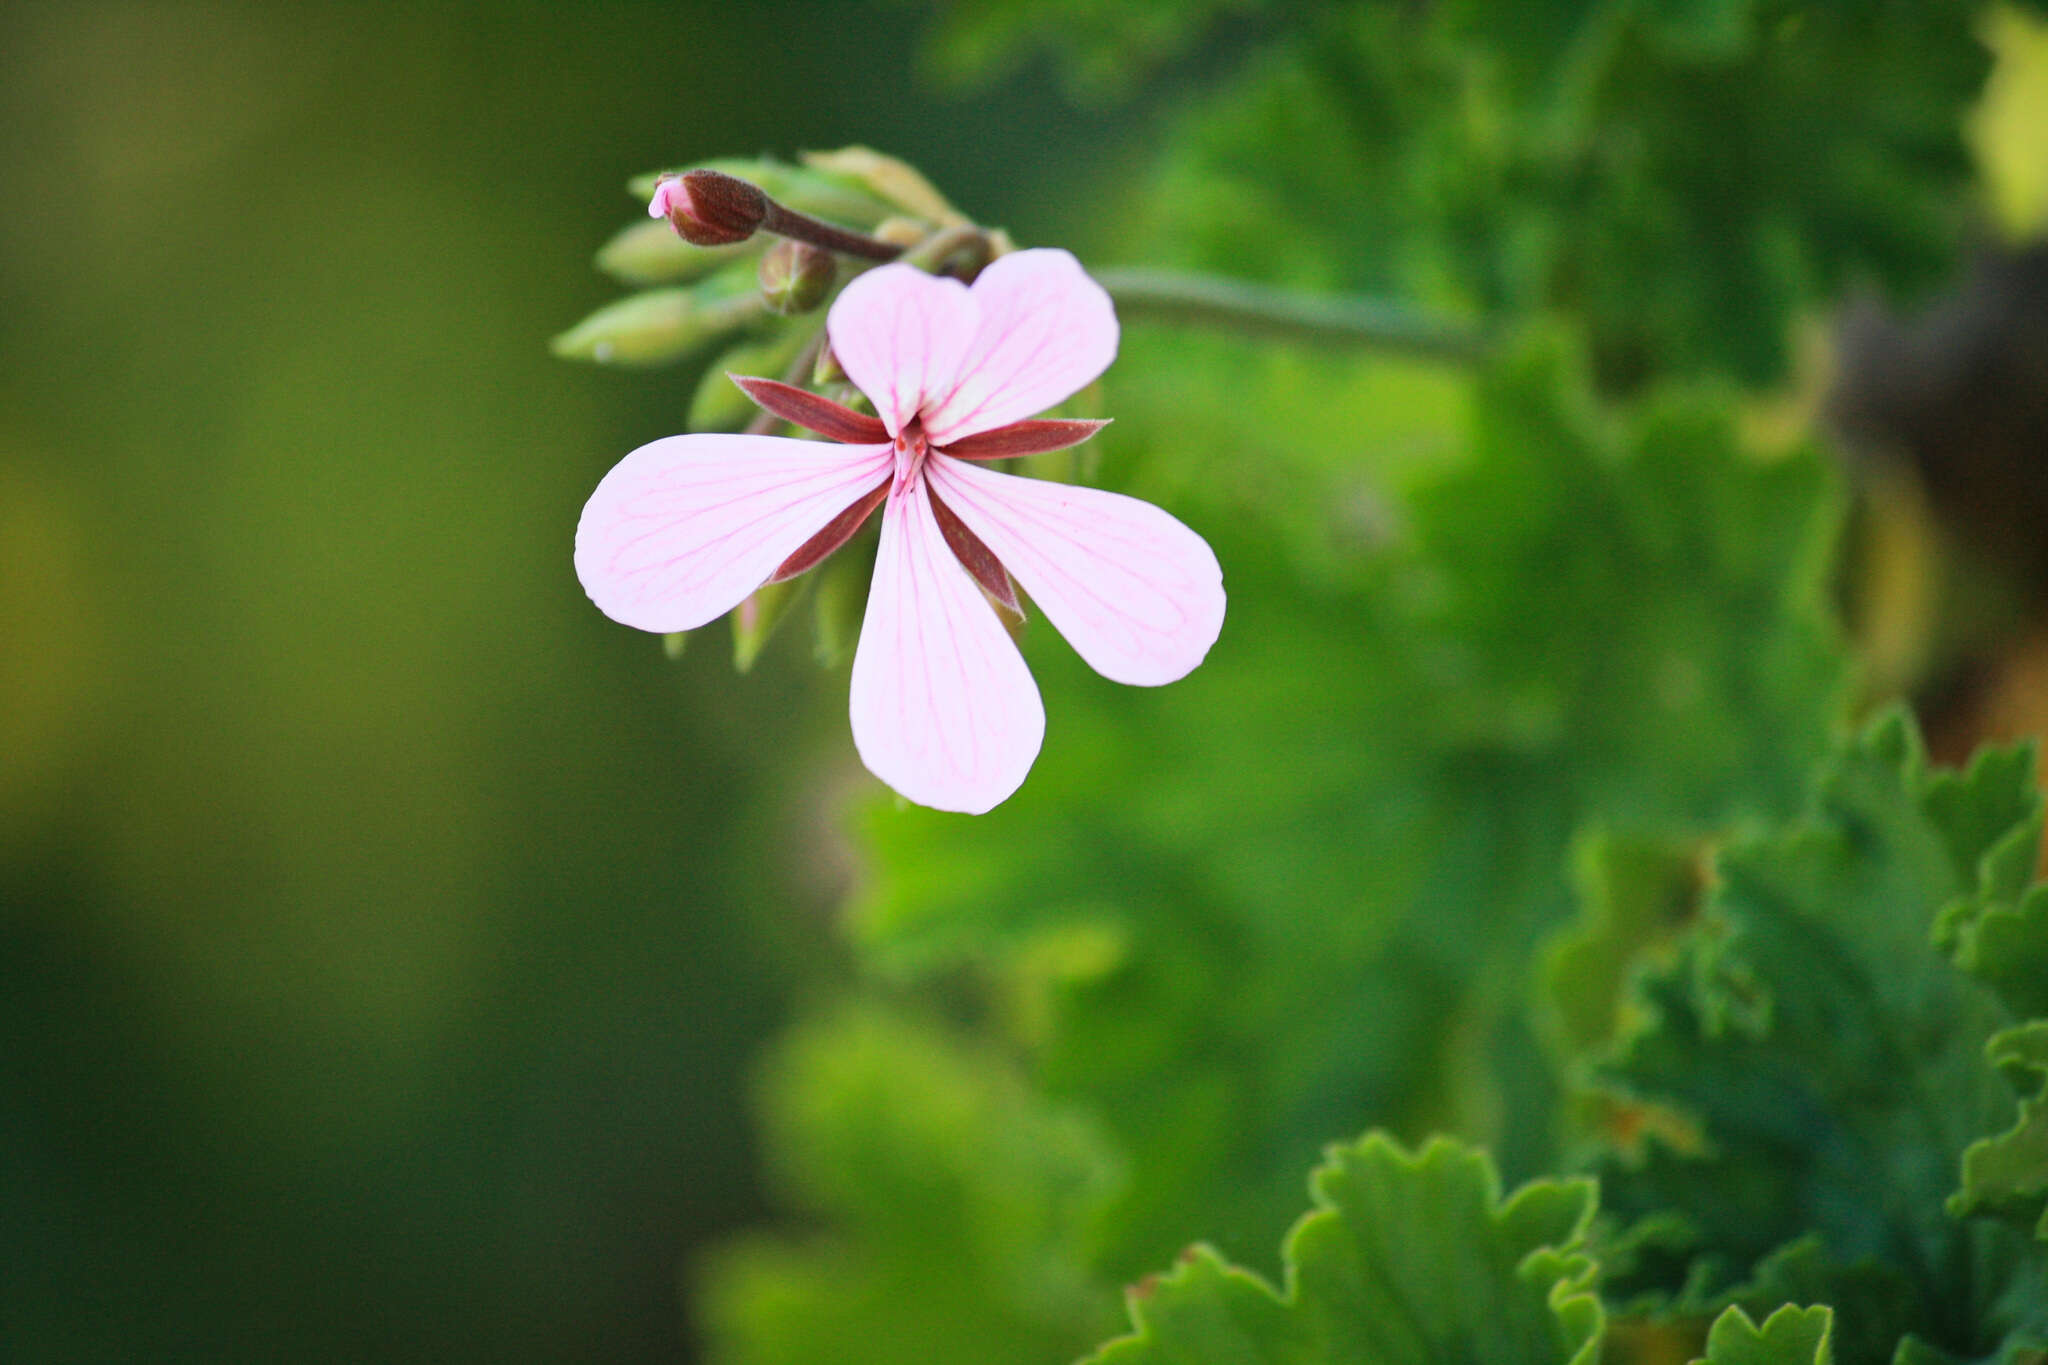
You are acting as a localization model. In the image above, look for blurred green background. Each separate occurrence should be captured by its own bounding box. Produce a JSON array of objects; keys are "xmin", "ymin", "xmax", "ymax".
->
[
  {"xmin": 0, "ymin": 2, "xmax": 1125, "ymax": 1358},
  {"xmin": 13, "ymin": 1, "xmax": 2048, "ymax": 1362}
]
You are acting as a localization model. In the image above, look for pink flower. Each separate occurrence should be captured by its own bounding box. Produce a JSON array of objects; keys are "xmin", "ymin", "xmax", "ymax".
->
[{"xmin": 574, "ymin": 249, "xmax": 1225, "ymax": 813}]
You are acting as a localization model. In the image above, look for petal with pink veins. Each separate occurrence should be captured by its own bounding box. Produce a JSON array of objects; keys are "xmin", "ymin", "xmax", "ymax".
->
[
  {"xmin": 922, "ymin": 249, "xmax": 1119, "ymax": 445},
  {"xmin": 575, "ymin": 434, "xmax": 893, "ymax": 633},
  {"xmin": 827, "ymin": 264, "xmax": 979, "ymax": 438},
  {"xmin": 849, "ymin": 479, "xmax": 1045, "ymax": 814},
  {"xmin": 924, "ymin": 455, "xmax": 1224, "ymax": 686}
]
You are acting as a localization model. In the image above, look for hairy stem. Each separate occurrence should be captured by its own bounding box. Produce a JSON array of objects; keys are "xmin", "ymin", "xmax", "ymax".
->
[
  {"xmin": 1093, "ymin": 267, "xmax": 1491, "ymax": 364},
  {"xmin": 760, "ymin": 202, "xmax": 904, "ymax": 262}
]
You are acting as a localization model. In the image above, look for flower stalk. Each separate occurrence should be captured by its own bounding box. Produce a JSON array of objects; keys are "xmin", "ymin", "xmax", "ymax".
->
[
  {"xmin": 1092, "ymin": 266, "xmax": 1492, "ymax": 364},
  {"xmin": 659, "ymin": 169, "xmax": 908, "ymax": 261}
]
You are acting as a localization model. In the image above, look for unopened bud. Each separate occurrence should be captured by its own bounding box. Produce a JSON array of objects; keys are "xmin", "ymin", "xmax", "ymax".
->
[
  {"xmin": 597, "ymin": 219, "xmax": 756, "ymax": 287},
  {"xmin": 758, "ymin": 240, "xmax": 836, "ymax": 315},
  {"xmin": 812, "ymin": 342, "xmax": 847, "ymax": 387},
  {"xmin": 870, "ymin": 216, "xmax": 930, "ymax": 249},
  {"xmin": 650, "ymin": 169, "xmax": 768, "ymax": 247},
  {"xmin": 732, "ymin": 577, "xmax": 804, "ymax": 672},
  {"xmin": 550, "ymin": 269, "xmax": 764, "ymax": 367},
  {"xmin": 811, "ymin": 548, "xmax": 869, "ymax": 668}
]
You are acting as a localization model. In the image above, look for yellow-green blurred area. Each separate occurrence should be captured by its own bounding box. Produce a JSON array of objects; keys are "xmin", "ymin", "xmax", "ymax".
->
[
  {"xmin": 15, "ymin": 0, "xmax": 2048, "ymax": 1361},
  {"xmin": 0, "ymin": 2, "xmax": 1115, "ymax": 1359}
]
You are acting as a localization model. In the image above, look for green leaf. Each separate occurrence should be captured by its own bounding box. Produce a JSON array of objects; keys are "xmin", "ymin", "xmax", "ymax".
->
[
  {"xmin": 702, "ymin": 337, "xmax": 1845, "ymax": 1365},
  {"xmin": 695, "ymin": 1008, "xmax": 1124, "ymax": 1365},
  {"xmin": 1542, "ymin": 831, "xmax": 1707, "ymax": 1071},
  {"xmin": 1697, "ymin": 1305, "xmax": 1833, "ymax": 1365},
  {"xmin": 1590, "ymin": 715, "xmax": 2048, "ymax": 1360},
  {"xmin": 1129, "ymin": 0, "xmax": 1995, "ymax": 385},
  {"xmin": 1087, "ymin": 1135, "xmax": 1602, "ymax": 1365},
  {"xmin": 1952, "ymin": 1022, "xmax": 2048, "ymax": 1239}
]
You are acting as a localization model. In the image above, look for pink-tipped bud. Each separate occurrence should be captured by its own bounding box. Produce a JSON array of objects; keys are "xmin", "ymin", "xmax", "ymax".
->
[
  {"xmin": 648, "ymin": 170, "xmax": 769, "ymax": 247},
  {"xmin": 757, "ymin": 240, "xmax": 837, "ymax": 315}
]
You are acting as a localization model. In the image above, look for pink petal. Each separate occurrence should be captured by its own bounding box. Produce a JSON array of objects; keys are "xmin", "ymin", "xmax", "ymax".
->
[
  {"xmin": 848, "ymin": 477, "xmax": 1045, "ymax": 814},
  {"xmin": 827, "ymin": 263, "xmax": 979, "ymax": 439},
  {"xmin": 575, "ymin": 434, "xmax": 893, "ymax": 633},
  {"xmin": 921, "ymin": 249, "xmax": 1118, "ymax": 445},
  {"xmin": 924, "ymin": 456, "xmax": 1224, "ymax": 686}
]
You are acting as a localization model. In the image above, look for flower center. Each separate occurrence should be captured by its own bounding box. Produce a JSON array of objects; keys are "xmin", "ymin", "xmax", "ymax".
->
[{"xmin": 892, "ymin": 418, "xmax": 929, "ymax": 488}]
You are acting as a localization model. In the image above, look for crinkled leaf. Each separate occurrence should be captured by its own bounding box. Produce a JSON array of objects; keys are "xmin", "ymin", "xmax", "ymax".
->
[
  {"xmin": 1087, "ymin": 1135, "xmax": 1602, "ymax": 1365},
  {"xmin": 1697, "ymin": 1305, "xmax": 1834, "ymax": 1365},
  {"xmin": 1592, "ymin": 716, "xmax": 2048, "ymax": 1361},
  {"xmin": 1543, "ymin": 831, "xmax": 1708, "ymax": 1074},
  {"xmin": 1952, "ymin": 1022, "xmax": 2048, "ymax": 1239},
  {"xmin": 835, "ymin": 335, "xmax": 1844, "ymax": 1277},
  {"xmin": 1130, "ymin": 0, "xmax": 1997, "ymax": 384}
]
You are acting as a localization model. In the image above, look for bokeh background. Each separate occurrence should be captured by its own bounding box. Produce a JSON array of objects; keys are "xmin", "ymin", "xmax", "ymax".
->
[
  {"xmin": 12, "ymin": 2, "xmax": 2048, "ymax": 1363},
  {"xmin": 0, "ymin": 2, "xmax": 1127, "ymax": 1358}
]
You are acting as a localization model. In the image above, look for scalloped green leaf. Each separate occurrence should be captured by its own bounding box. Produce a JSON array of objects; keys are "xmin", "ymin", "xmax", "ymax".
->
[
  {"xmin": 1087, "ymin": 1135, "xmax": 1602, "ymax": 1365},
  {"xmin": 1698, "ymin": 1305, "xmax": 1833, "ymax": 1365},
  {"xmin": 1952, "ymin": 1021, "xmax": 2048, "ymax": 1239},
  {"xmin": 1592, "ymin": 716, "xmax": 2048, "ymax": 1361},
  {"xmin": 1543, "ymin": 831, "xmax": 1707, "ymax": 1057}
]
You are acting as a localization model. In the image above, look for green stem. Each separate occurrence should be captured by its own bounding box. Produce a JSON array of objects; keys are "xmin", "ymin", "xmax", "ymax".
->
[{"xmin": 1093, "ymin": 267, "xmax": 1491, "ymax": 364}]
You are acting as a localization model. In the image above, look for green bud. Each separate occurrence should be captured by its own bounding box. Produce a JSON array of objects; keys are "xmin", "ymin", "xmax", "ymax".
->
[
  {"xmin": 661, "ymin": 631, "xmax": 689, "ymax": 660},
  {"xmin": 812, "ymin": 342, "xmax": 847, "ymax": 387},
  {"xmin": 799, "ymin": 146, "xmax": 964, "ymax": 227},
  {"xmin": 870, "ymin": 216, "xmax": 932, "ymax": 249},
  {"xmin": 811, "ymin": 537, "xmax": 875, "ymax": 668},
  {"xmin": 758, "ymin": 240, "xmax": 837, "ymax": 316},
  {"xmin": 688, "ymin": 328, "xmax": 813, "ymax": 431},
  {"xmin": 731, "ymin": 576, "xmax": 808, "ymax": 672},
  {"xmin": 595, "ymin": 221, "xmax": 757, "ymax": 287},
  {"xmin": 551, "ymin": 265, "xmax": 765, "ymax": 367}
]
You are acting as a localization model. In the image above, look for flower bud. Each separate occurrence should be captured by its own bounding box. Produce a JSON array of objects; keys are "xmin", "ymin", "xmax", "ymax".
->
[
  {"xmin": 732, "ymin": 577, "xmax": 804, "ymax": 672},
  {"xmin": 812, "ymin": 342, "xmax": 847, "ymax": 387},
  {"xmin": 870, "ymin": 216, "xmax": 930, "ymax": 249},
  {"xmin": 810, "ymin": 547, "xmax": 869, "ymax": 667},
  {"xmin": 757, "ymin": 240, "xmax": 836, "ymax": 315},
  {"xmin": 597, "ymin": 220, "xmax": 756, "ymax": 287},
  {"xmin": 550, "ymin": 268, "xmax": 763, "ymax": 367},
  {"xmin": 649, "ymin": 169, "xmax": 768, "ymax": 247}
]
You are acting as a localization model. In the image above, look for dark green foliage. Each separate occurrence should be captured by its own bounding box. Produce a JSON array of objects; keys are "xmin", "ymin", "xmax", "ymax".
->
[
  {"xmin": 686, "ymin": 4, "xmax": 2048, "ymax": 1364},
  {"xmin": 1581, "ymin": 719, "xmax": 2048, "ymax": 1363},
  {"xmin": 702, "ymin": 331, "xmax": 1848, "ymax": 1364},
  {"xmin": 1121, "ymin": 1, "xmax": 2001, "ymax": 385}
]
